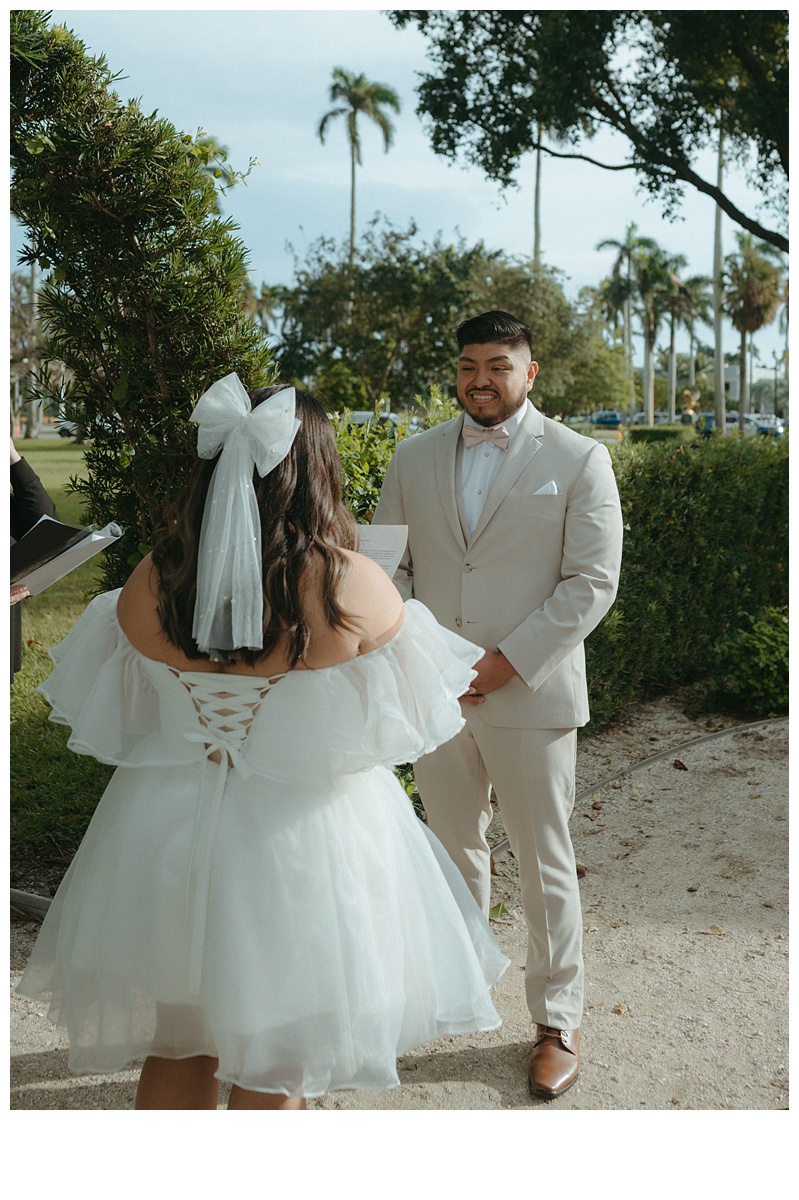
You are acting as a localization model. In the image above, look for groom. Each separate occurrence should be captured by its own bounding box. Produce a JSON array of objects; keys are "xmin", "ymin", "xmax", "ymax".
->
[{"xmin": 373, "ymin": 311, "xmax": 623, "ymax": 1098}]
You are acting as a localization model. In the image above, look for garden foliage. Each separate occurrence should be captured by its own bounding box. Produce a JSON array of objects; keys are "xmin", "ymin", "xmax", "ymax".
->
[
  {"xmin": 585, "ymin": 436, "xmax": 788, "ymax": 724},
  {"xmin": 271, "ymin": 221, "xmax": 629, "ymax": 416},
  {"xmin": 706, "ymin": 607, "xmax": 788, "ymax": 717},
  {"xmin": 629, "ymin": 425, "xmax": 697, "ymax": 444},
  {"xmin": 11, "ymin": 10, "xmax": 274, "ymax": 590}
]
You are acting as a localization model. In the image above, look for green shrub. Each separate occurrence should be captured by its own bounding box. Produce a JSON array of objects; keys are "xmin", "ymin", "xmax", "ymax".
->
[
  {"xmin": 705, "ymin": 607, "xmax": 788, "ymax": 716},
  {"xmin": 11, "ymin": 11, "xmax": 273, "ymax": 591},
  {"xmin": 332, "ymin": 384, "xmax": 459, "ymax": 522},
  {"xmin": 585, "ymin": 436, "xmax": 788, "ymax": 725},
  {"xmin": 629, "ymin": 424, "xmax": 697, "ymax": 444}
]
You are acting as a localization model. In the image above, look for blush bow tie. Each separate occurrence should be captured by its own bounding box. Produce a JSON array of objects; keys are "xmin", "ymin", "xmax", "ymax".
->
[{"xmin": 462, "ymin": 424, "xmax": 510, "ymax": 451}]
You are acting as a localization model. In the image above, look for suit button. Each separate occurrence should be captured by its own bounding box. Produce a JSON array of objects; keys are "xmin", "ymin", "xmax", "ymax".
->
[
  {"xmin": 455, "ymin": 618, "xmax": 462, "ymax": 627},
  {"xmin": 463, "ymin": 563, "xmax": 472, "ymax": 572}
]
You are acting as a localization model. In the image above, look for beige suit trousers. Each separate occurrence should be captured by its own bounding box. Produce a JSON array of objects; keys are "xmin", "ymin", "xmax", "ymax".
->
[{"xmin": 414, "ymin": 712, "xmax": 582, "ymax": 1029}]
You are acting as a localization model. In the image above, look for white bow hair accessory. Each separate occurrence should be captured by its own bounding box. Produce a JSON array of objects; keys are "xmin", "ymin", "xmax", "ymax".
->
[{"xmin": 188, "ymin": 372, "xmax": 301, "ymax": 656}]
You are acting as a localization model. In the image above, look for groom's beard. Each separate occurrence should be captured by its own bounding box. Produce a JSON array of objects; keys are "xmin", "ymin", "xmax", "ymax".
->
[{"xmin": 457, "ymin": 388, "xmax": 528, "ymax": 428}]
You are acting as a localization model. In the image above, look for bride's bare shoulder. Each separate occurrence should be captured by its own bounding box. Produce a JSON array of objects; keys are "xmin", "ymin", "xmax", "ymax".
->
[
  {"xmin": 338, "ymin": 548, "xmax": 404, "ymax": 649},
  {"xmin": 118, "ymin": 554, "xmax": 159, "ymax": 611},
  {"xmin": 116, "ymin": 555, "xmax": 166, "ymax": 649}
]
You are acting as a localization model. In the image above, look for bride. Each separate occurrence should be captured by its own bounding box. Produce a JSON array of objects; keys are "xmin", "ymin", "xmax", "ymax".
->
[{"xmin": 18, "ymin": 375, "xmax": 508, "ymax": 1110}]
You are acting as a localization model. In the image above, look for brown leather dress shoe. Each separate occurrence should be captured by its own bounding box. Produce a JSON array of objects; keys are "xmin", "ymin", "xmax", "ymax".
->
[{"xmin": 528, "ymin": 1025, "xmax": 580, "ymax": 1099}]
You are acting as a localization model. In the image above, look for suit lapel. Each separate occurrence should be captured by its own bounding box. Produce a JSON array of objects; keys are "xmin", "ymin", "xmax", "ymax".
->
[
  {"xmin": 433, "ymin": 415, "xmax": 468, "ymax": 552},
  {"xmin": 468, "ymin": 402, "xmax": 544, "ymax": 546}
]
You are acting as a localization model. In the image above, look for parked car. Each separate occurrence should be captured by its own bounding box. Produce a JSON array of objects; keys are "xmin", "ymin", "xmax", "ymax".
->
[
  {"xmin": 632, "ymin": 411, "xmax": 670, "ymax": 426},
  {"xmin": 57, "ymin": 415, "xmax": 118, "ymax": 439},
  {"xmin": 589, "ymin": 410, "xmax": 623, "ymax": 427},
  {"xmin": 346, "ymin": 411, "xmax": 401, "ymax": 430},
  {"xmin": 750, "ymin": 413, "xmax": 785, "ymax": 438},
  {"xmin": 694, "ymin": 412, "xmax": 781, "ymax": 438}
]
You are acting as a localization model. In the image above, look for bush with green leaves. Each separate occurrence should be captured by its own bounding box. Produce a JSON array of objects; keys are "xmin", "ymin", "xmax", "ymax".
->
[
  {"xmin": 11, "ymin": 10, "xmax": 274, "ymax": 590},
  {"xmin": 333, "ymin": 384, "xmax": 459, "ymax": 521},
  {"xmin": 705, "ymin": 606, "xmax": 788, "ymax": 717},
  {"xmin": 629, "ymin": 424, "xmax": 697, "ymax": 444},
  {"xmin": 585, "ymin": 435, "xmax": 788, "ymax": 725}
]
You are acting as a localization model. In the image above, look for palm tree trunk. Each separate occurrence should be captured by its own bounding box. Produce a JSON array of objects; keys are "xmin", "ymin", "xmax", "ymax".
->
[
  {"xmin": 668, "ymin": 315, "xmax": 677, "ymax": 422},
  {"xmin": 348, "ymin": 136, "xmax": 357, "ymax": 271},
  {"xmin": 624, "ymin": 269, "xmax": 635, "ymax": 416},
  {"xmin": 644, "ymin": 326, "xmax": 655, "ymax": 425},
  {"xmin": 688, "ymin": 326, "xmax": 696, "ymax": 388},
  {"xmin": 713, "ymin": 125, "xmax": 726, "ymax": 435},
  {"xmin": 533, "ymin": 125, "xmax": 542, "ymax": 268},
  {"xmin": 739, "ymin": 329, "xmax": 746, "ymax": 434}
]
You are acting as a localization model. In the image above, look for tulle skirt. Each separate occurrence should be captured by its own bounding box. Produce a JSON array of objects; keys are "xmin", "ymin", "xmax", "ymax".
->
[{"xmin": 18, "ymin": 760, "xmax": 508, "ymax": 1096}]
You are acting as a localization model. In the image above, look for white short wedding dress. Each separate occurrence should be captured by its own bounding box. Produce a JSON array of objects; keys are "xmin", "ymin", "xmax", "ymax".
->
[{"xmin": 18, "ymin": 590, "xmax": 509, "ymax": 1097}]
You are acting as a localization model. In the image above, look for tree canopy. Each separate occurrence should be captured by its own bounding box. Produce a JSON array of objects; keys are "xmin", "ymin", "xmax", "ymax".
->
[
  {"xmin": 11, "ymin": 9, "xmax": 273, "ymax": 588},
  {"xmin": 270, "ymin": 220, "xmax": 628, "ymax": 417},
  {"xmin": 390, "ymin": 9, "xmax": 788, "ymax": 251}
]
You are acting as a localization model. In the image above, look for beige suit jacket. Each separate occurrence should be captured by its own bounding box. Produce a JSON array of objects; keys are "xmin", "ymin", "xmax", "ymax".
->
[{"xmin": 372, "ymin": 401, "xmax": 623, "ymax": 729}]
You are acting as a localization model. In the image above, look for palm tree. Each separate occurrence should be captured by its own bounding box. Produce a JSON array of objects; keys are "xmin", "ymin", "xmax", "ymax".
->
[
  {"xmin": 661, "ymin": 266, "xmax": 712, "ymax": 420},
  {"xmin": 778, "ymin": 273, "xmax": 788, "ymax": 386},
  {"xmin": 318, "ymin": 68, "xmax": 401, "ymax": 269},
  {"xmin": 680, "ymin": 275, "xmax": 713, "ymax": 391},
  {"xmin": 596, "ymin": 224, "xmax": 657, "ymax": 415},
  {"xmin": 723, "ymin": 233, "xmax": 784, "ymax": 433},
  {"xmin": 634, "ymin": 245, "xmax": 673, "ymax": 424}
]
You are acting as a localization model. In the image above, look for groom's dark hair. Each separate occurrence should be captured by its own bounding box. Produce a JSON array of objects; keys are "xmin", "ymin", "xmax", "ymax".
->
[{"xmin": 456, "ymin": 310, "xmax": 533, "ymax": 355}]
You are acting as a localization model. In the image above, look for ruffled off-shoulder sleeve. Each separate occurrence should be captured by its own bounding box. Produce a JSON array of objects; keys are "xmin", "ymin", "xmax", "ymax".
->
[
  {"xmin": 36, "ymin": 590, "xmax": 194, "ymax": 768},
  {"xmin": 38, "ymin": 594, "xmax": 483, "ymax": 785},
  {"xmin": 242, "ymin": 601, "xmax": 482, "ymax": 786}
]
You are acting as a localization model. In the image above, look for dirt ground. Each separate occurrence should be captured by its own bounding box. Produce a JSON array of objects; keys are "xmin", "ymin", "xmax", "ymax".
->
[{"xmin": 10, "ymin": 693, "xmax": 789, "ymax": 1111}]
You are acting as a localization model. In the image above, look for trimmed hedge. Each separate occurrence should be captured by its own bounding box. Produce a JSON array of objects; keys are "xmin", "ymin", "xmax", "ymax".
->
[
  {"xmin": 585, "ymin": 436, "xmax": 788, "ymax": 725},
  {"xmin": 628, "ymin": 424, "xmax": 697, "ymax": 444}
]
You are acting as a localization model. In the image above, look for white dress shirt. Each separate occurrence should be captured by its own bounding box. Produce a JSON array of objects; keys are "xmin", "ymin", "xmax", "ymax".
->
[{"xmin": 460, "ymin": 402, "xmax": 528, "ymax": 533}]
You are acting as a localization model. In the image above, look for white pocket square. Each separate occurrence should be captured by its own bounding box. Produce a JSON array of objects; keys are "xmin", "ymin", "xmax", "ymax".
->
[{"xmin": 533, "ymin": 481, "xmax": 558, "ymax": 495}]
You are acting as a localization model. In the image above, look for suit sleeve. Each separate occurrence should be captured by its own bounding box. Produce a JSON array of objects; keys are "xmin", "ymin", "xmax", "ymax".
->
[
  {"xmin": 371, "ymin": 443, "xmax": 414, "ymax": 601},
  {"xmin": 498, "ymin": 442, "xmax": 623, "ymax": 691},
  {"xmin": 10, "ymin": 457, "xmax": 59, "ymax": 542}
]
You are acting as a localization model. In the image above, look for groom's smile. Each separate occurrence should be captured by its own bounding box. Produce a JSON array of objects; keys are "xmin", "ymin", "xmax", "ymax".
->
[{"xmin": 456, "ymin": 340, "xmax": 539, "ymax": 427}]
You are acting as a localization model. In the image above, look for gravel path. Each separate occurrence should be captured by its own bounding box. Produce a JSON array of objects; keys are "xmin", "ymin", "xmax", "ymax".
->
[{"xmin": 10, "ymin": 695, "xmax": 788, "ymax": 1111}]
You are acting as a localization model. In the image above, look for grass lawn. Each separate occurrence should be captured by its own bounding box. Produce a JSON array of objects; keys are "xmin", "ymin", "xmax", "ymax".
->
[{"xmin": 11, "ymin": 438, "xmax": 114, "ymax": 888}]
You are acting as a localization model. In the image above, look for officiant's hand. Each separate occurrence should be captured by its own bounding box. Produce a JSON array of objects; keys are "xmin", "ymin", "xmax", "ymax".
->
[
  {"xmin": 460, "ymin": 650, "xmax": 518, "ymax": 705},
  {"xmin": 11, "ymin": 585, "xmax": 29, "ymax": 606}
]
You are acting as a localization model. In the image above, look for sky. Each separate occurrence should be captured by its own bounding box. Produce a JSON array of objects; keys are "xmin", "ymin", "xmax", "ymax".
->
[{"xmin": 9, "ymin": 3, "xmax": 788, "ymax": 384}]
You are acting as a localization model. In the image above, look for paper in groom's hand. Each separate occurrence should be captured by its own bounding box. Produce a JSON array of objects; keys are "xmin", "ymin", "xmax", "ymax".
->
[{"xmin": 357, "ymin": 525, "xmax": 408, "ymax": 576}]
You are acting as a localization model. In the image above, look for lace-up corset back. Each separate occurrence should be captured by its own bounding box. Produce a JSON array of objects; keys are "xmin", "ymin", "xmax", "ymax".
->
[{"xmin": 170, "ymin": 670, "xmax": 285, "ymax": 767}]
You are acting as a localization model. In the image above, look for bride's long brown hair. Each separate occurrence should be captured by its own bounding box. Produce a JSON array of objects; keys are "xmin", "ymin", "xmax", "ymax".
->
[{"xmin": 151, "ymin": 386, "xmax": 358, "ymax": 667}]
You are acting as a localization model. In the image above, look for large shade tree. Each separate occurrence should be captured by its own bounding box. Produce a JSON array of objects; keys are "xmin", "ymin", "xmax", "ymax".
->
[
  {"xmin": 318, "ymin": 68, "xmax": 401, "ymax": 269},
  {"xmin": 270, "ymin": 221, "xmax": 628, "ymax": 418},
  {"xmin": 390, "ymin": 9, "xmax": 788, "ymax": 252}
]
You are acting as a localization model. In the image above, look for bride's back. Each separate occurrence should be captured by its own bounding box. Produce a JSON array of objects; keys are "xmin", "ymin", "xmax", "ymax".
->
[
  {"xmin": 117, "ymin": 546, "xmax": 404, "ymax": 677},
  {"xmin": 116, "ymin": 384, "xmax": 403, "ymax": 678}
]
